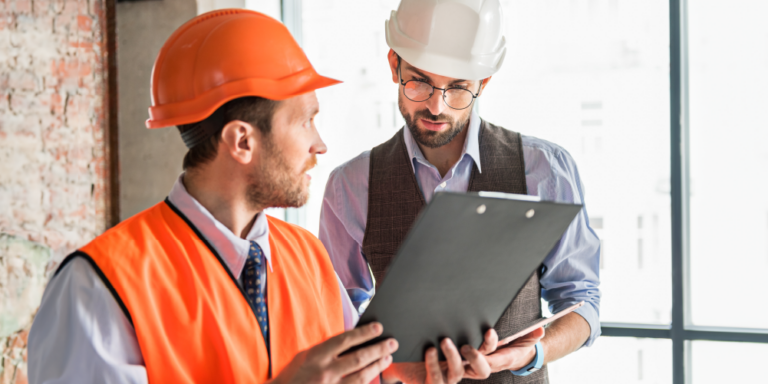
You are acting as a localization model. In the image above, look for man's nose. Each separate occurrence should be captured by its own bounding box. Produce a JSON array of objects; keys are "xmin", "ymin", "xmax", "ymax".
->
[
  {"xmin": 425, "ymin": 89, "xmax": 447, "ymax": 116},
  {"xmin": 311, "ymin": 128, "xmax": 327, "ymax": 156}
]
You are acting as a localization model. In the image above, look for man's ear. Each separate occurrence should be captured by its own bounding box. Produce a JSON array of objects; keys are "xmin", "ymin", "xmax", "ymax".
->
[
  {"xmin": 388, "ymin": 49, "xmax": 399, "ymax": 84},
  {"xmin": 220, "ymin": 120, "xmax": 259, "ymax": 165},
  {"xmin": 478, "ymin": 76, "xmax": 492, "ymax": 96}
]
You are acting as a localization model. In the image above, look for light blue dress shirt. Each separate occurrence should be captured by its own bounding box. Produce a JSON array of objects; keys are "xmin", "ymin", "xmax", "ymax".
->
[{"xmin": 319, "ymin": 110, "xmax": 602, "ymax": 346}]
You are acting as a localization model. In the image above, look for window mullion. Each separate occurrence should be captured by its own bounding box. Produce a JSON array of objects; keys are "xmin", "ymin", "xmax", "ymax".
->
[
  {"xmin": 281, "ymin": 0, "xmax": 303, "ymax": 46},
  {"xmin": 280, "ymin": 0, "xmax": 307, "ymax": 227},
  {"xmin": 670, "ymin": 0, "xmax": 691, "ymax": 382}
]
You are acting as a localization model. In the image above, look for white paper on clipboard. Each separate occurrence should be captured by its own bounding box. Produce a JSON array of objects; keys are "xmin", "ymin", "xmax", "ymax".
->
[{"xmin": 498, "ymin": 301, "xmax": 585, "ymax": 346}]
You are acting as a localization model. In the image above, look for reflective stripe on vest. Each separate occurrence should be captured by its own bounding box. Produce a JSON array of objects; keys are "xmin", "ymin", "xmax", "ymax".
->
[{"xmin": 73, "ymin": 199, "xmax": 344, "ymax": 383}]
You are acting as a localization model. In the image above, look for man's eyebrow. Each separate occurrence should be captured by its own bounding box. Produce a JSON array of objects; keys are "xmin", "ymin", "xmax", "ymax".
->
[
  {"xmin": 405, "ymin": 65, "xmax": 469, "ymax": 85},
  {"xmin": 293, "ymin": 106, "xmax": 319, "ymax": 123},
  {"xmin": 405, "ymin": 66, "xmax": 433, "ymax": 82},
  {"xmin": 448, "ymin": 78, "xmax": 469, "ymax": 85}
]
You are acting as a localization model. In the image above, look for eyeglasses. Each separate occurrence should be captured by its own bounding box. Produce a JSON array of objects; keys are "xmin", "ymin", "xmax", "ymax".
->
[{"xmin": 398, "ymin": 63, "xmax": 481, "ymax": 110}]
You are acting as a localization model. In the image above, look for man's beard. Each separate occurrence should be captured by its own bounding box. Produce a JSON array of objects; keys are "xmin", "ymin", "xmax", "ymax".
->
[
  {"xmin": 399, "ymin": 96, "xmax": 470, "ymax": 149},
  {"xmin": 245, "ymin": 136, "xmax": 316, "ymax": 210}
]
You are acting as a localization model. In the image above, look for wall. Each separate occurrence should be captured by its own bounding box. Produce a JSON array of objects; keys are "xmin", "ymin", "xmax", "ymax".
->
[
  {"xmin": 1, "ymin": 0, "xmax": 279, "ymax": 381},
  {"xmin": 197, "ymin": 0, "xmax": 240, "ymax": 15},
  {"xmin": 0, "ymin": 0, "xmax": 112, "ymax": 381},
  {"xmin": 117, "ymin": 0, "xmax": 195, "ymax": 220}
]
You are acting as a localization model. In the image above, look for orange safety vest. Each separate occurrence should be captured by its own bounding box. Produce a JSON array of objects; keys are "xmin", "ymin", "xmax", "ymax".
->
[{"xmin": 64, "ymin": 199, "xmax": 345, "ymax": 383}]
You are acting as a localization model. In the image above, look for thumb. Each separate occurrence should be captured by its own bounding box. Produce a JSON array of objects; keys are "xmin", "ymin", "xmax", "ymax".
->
[
  {"xmin": 510, "ymin": 327, "xmax": 545, "ymax": 348},
  {"xmin": 530, "ymin": 327, "xmax": 545, "ymax": 340}
]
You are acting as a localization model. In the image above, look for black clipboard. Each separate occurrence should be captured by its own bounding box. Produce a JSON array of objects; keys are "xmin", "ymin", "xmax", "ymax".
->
[{"xmin": 352, "ymin": 192, "xmax": 582, "ymax": 362}]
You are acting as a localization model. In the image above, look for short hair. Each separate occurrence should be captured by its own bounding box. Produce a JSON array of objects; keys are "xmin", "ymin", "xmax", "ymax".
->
[{"xmin": 177, "ymin": 97, "xmax": 280, "ymax": 170}]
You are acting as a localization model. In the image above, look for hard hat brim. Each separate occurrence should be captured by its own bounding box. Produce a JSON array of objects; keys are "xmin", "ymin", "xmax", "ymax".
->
[
  {"xmin": 146, "ymin": 68, "xmax": 341, "ymax": 129},
  {"xmin": 391, "ymin": 46, "xmax": 503, "ymax": 81}
]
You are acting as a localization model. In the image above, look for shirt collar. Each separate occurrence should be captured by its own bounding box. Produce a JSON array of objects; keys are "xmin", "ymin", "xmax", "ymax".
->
[
  {"xmin": 167, "ymin": 173, "xmax": 273, "ymax": 277},
  {"xmin": 402, "ymin": 108, "xmax": 483, "ymax": 174}
]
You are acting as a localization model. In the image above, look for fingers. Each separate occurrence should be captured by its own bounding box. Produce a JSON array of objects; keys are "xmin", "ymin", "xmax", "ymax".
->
[
  {"xmin": 441, "ymin": 339, "xmax": 464, "ymax": 384},
  {"xmin": 483, "ymin": 342, "xmax": 537, "ymax": 372},
  {"xmin": 512, "ymin": 327, "xmax": 545, "ymax": 348},
  {"xmin": 333, "ymin": 338, "xmax": 399, "ymax": 377},
  {"xmin": 316, "ymin": 322, "xmax": 384, "ymax": 358},
  {"xmin": 382, "ymin": 362, "xmax": 427, "ymax": 384},
  {"xmin": 478, "ymin": 328, "xmax": 499, "ymax": 355},
  {"xmin": 518, "ymin": 327, "xmax": 545, "ymax": 342},
  {"xmin": 425, "ymin": 348, "xmax": 444, "ymax": 384},
  {"xmin": 341, "ymin": 355, "xmax": 393, "ymax": 384},
  {"xmin": 499, "ymin": 326, "xmax": 546, "ymax": 347},
  {"xmin": 461, "ymin": 345, "xmax": 491, "ymax": 379}
]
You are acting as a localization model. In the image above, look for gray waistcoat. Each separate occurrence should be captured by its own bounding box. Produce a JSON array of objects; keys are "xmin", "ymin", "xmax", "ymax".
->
[{"xmin": 361, "ymin": 120, "xmax": 549, "ymax": 384}]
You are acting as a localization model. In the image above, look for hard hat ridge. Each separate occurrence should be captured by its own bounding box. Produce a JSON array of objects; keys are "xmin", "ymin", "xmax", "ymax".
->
[
  {"xmin": 146, "ymin": 9, "xmax": 340, "ymax": 129},
  {"xmin": 386, "ymin": 0, "xmax": 507, "ymax": 80}
]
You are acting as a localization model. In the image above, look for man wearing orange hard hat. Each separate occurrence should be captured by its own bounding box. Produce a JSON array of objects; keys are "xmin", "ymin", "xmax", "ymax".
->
[
  {"xmin": 28, "ymin": 9, "xmax": 403, "ymax": 384},
  {"xmin": 28, "ymin": 9, "xmax": 489, "ymax": 384}
]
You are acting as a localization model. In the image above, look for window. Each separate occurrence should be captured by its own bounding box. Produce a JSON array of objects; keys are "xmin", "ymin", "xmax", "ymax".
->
[
  {"xmin": 691, "ymin": 341, "xmax": 768, "ymax": 383},
  {"xmin": 284, "ymin": 1, "xmax": 768, "ymax": 382},
  {"xmin": 482, "ymin": 0, "xmax": 672, "ymax": 326},
  {"xmin": 688, "ymin": 0, "xmax": 768, "ymax": 330},
  {"xmin": 300, "ymin": 0, "xmax": 403, "ymax": 235},
  {"xmin": 549, "ymin": 337, "xmax": 672, "ymax": 383}
]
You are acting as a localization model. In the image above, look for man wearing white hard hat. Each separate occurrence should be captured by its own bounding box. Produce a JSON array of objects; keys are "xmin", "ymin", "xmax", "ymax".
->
[{"xmin": 320, "ymin": 1, "xmax": 601, "ymax": 383}]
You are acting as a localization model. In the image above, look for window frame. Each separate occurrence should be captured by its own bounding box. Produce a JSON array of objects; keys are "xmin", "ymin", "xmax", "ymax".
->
[
  {"xmin": 276, "ymin": 0, "xmax": 307, "ymax": 227},
  {"xmin": 602, "ymin": 1, "xmax": 768, "ymax": 382},
  {"xmin": 283, "ymin": 1, "xmax": 768, "ymax": 382}
]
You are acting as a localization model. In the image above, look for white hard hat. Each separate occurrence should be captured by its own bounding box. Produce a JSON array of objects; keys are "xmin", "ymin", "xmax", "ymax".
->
[{"xmin": 385, "ymin": 0, "xmax": 507, "ymax": 81}]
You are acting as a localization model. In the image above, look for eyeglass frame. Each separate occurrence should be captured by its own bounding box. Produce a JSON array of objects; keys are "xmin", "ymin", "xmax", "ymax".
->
[{"xmin": 397, "ymin": 59, "xmax": 483, "ymax": 111}]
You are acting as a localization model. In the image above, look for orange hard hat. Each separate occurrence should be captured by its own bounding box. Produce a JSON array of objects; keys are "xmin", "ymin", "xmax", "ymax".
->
[{"xmin": 146, "ymin": 9, "xmax": 340, "ymax": 129}]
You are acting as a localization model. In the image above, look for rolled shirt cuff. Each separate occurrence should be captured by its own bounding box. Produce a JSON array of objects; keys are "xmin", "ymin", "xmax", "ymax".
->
[{"xmin": 549, "ymin": 299, "xmax": 601, "ymax": 347}]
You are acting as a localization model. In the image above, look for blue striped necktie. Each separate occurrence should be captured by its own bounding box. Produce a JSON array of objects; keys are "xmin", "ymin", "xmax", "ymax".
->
[{"xmin": 244, "ymin": 241, "xmax": 270, "ymax": 354}]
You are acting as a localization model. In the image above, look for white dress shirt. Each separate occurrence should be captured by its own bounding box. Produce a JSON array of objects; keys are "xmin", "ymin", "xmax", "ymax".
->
[
  {"xmin": 28, "ymin": 174, "xmax": 358, "ymax": 384},
  {"xmin": 320, "ymin": 110, "xmax": 602, "ymax": 346}
]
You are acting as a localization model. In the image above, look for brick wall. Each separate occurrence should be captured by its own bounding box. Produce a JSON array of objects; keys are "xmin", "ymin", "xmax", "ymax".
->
[{"xmin": 0, "ymin": 0, "xmax": 110, "ymax": 381}]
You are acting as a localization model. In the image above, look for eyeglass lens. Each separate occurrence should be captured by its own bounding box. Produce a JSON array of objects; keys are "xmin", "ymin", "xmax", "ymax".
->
[{"xmin": 403, "ymin": 80, "xmax": 474, "ymax": 109}]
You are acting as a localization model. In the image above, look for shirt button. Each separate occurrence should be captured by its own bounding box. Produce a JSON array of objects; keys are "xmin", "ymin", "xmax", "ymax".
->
[{"xmin": 440, "ymin": 182, "xmax": 447, "ymax": 188}]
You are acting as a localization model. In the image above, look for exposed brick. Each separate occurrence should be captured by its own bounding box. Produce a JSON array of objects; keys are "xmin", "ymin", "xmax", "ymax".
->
[
  {"xmin": 69, "ymin": 41, "xmax": 94, "ymax": 52},
  {"xmin": 32, "ymin": 0, "xmax": 51, "ymax": 17},
  {"xmin": 0, "ymin": 14, "xmax": 11, "ymax": 29},
  {"xmin": 7, "ymin": 72, "xmax": 37, "ymax": 91},
  {"xmin": 76, "ymin": 14, "xmax": 91, "ymax": 31},
  {"xmin": 9, "ymin": 92, "xmax": 46, "ymax": 114},
  {"xmin": 13, "ymin": 371, "xmax": 27, "ymax": 384},
  {"xmin": 49, "ymin": 91, "xmax": 62, "ymax": 115},
  {"xmin": 0, "ymin": 92, "xmax": 8, "ymax": 113},
  {"xmin": 0, "ymin": 0, "xmax": 109, "ymax": 381},
  {"xmin": 13, "ymin": 0, "xmax": 30, "ymax": 14}
]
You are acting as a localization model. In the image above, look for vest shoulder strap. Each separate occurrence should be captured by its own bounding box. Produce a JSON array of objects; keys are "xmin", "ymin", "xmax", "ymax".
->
[
  {"xmin": 468, "ymin": 120, "xmax": 528, "ymax": 195},
  {"xmin": 362, "ymin": 129, "xmax": 425, "ymax": 285}
]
